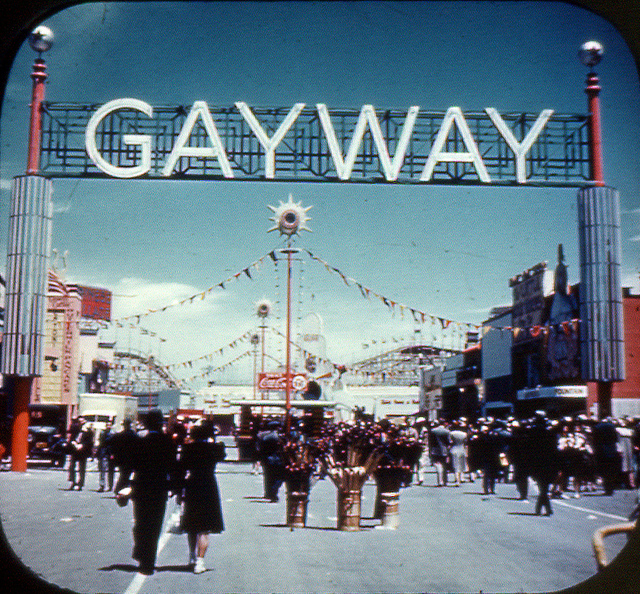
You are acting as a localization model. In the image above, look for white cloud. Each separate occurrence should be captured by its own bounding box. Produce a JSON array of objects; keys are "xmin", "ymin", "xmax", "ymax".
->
[{"xmin": 110, "ymin": 277, "xmax": 222, "ymax": 319}]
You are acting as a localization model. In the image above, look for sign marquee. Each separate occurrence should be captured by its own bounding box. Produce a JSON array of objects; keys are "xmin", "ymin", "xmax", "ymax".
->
[
  {"xmin": 258, "ymin": 372, "xmax": 308, "ymax": 392},
  {"xmin": 39, "ymin": 100, "xmax": 592, "ymax": 186}
]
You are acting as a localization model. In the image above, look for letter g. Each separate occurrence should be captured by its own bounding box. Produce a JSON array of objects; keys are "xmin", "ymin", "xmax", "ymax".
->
[{"xmin": 85, "ymin": 98, "xmax": 153, "ymax": 178}]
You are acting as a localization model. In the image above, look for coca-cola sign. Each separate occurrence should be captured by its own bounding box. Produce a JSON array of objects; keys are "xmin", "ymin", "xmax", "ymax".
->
[{"xmin": 258, "ymin": 372, "xmax": 307, "ymax": 392}]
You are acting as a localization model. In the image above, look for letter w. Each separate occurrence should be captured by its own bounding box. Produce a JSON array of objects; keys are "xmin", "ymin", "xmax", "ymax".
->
[{"xmin": 317, "ymin": 104, "xmax": 419, "ymax": 181}]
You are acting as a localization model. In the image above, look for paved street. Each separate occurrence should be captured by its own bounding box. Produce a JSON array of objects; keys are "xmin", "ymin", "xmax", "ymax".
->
[{"xmin": 1, "ymin": 442, "xmax": 639, "ymax": 594}]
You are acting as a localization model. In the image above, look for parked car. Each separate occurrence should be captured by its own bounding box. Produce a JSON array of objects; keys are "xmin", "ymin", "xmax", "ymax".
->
[{"xmin": 28, "ymin": 425, "xmax": 67, "ymax": 466}]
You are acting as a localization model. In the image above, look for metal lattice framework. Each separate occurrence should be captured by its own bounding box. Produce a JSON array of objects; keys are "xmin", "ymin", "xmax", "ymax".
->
[
  {"xmin": 39, "ymin": 102, "xmax": 592, "ymax": 186},
  {"xmin": 348, "ymin": 345, "xmax": 456, "ymax": 386}
]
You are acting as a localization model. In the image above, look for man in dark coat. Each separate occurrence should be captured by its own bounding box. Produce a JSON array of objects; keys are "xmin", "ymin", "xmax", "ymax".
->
[
  {"xmin": 592, "ymin": 417, "xmax": 621, "ymax": 495},
  {"xmin": 477, "ymin": 423, "xmax": 502, "ymax": 495},
  {"xmin": 429, "ymin": 421, "xmax": 451, "ymax": 487},
  {"xmin": 256, "ymin": 420, "xmax": 285, "ymax": 502},
  {"xmin": 509, "ymin": 421, "xmax": 532, "ymax": 500},
  {"xmin": 528, "ymin": 411, "xmax": 559, "ymax": 516},
  {"xmin": 123, "ymin": 410, "xmax": 178, "ymax": 575},
  {"xmin": 110, "ymin": 418, "xmax": 138, "ymax": 494},
  {"xmin": 67, "ymin": 418, "xmax": 94, "ymax": 491}
]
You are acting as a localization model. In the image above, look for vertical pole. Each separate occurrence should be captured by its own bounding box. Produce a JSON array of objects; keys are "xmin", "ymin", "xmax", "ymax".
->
[
  {"xmin": 27, "ymin": 58, "xmax": 47, "ymax": 174},
  {"xmin": 585, "ymin": 70, "xmax": 604, "ymax": 187},
  {"xmin": 11, "ymin": 378, "xmax": 32, "ymax": 472},
  {"xmin": 8, "ymin": 54, "xmax": 50, "ymax": 471},
  {"xmin": 253, "ymin": 342, "xmax": 257, "ymax": 400},
  {"xmin": 260, "ymin": 324, "xmax": 265, "ymax": 415},
  {"xmin": 285, "ymin": 247, "xmax": 292, "ymax": 433}
]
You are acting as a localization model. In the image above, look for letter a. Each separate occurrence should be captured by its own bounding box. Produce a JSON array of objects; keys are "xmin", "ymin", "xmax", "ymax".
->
[
  {"xmin": 421, "ymin": 107, "xmax": 490, "ymax": 183},
  {"xmin": 162, "ymin": 102, "xmax": 234, "ymax": 178}
]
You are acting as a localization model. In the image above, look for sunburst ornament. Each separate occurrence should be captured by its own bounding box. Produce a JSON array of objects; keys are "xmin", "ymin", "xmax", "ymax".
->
[
  {"xmin": 267, "ymin": 194, "xmax": 312, "ymax": 237},
  {"xmin": 256, "ymin": 299, "xmax": 272, "ymax": 318}
]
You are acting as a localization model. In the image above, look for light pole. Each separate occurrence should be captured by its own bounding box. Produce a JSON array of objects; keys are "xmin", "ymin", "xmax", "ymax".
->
[
  {"xmin": 581, "ymin": 40, "xmax": 609, "ymax": 417},
  {"xmin": 256, "ymin": 299, "xmax": 271, "ymax": 414},
  {"xmin": 579, "ymin": 41, "xmax": 605, "ymax": 187},
  {"xmin": 251, "ymin": 333, "xmax": 260, "ymax": 399},
  {"xmin": 26, "ymin": 28, "xmax": 52, "ymax": 173},
  {"xmin": 577, "ymin": 41, "xmax": 625, "ymax": 420},
  {"xmin": 281, "ymin": 245, "xmax": 297, "ymax": 432},
  {"xmin": 267, "ymin": 195, "xmax": 311, "ymax": 433}
]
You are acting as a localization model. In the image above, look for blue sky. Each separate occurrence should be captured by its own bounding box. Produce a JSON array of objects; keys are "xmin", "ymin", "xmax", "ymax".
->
[{"xmin": 1, "ymin": 1, "xmax": 639, "ymax": 387}]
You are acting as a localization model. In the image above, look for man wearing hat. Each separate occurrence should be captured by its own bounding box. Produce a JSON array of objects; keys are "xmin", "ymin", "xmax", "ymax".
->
[
  {"xmin": 67, "ymin": 417, "xmax": 94, "ymax": 491},
  {"xmin": 124, "ymin": 410, "xmax": 178, "ymax": 575},
  {"xmin": 256, "ymin": 419, "xmax": 285, "ymax": 501}
]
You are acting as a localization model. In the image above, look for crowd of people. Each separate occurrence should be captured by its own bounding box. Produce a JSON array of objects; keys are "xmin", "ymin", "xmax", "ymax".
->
[
  {"xmin": 47, "ymin": 408, "xmax": 640, "ymax": 575},
  {"xmin": 415, "ymin": 412, "xmax": 640, "ymax": 516}
]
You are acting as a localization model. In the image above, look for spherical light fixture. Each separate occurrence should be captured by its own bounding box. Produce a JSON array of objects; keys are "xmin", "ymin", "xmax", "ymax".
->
[
  {"xmin": 267, "ymin": 194, "xmax": 312, "ymax": 237},
  {"xmin": 579, "ymin": 41, "xmax": 603, "ymax": 69},
  {"xmin": 29, "ymin": 26, "xmax": 54, "ymax": 54}
]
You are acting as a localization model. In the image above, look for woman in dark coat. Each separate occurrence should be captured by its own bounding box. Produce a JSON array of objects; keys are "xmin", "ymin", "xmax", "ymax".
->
[{"xmin": 178, "ymin": 422, "xmax": 225, "ymax": 574}]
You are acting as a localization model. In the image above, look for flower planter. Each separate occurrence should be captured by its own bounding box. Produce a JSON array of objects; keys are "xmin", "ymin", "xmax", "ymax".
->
[
  {"xmin": 373, "ymin": 467, "xmax": 405, "ymax": 520},
  {"xmin": 337, "ymin": 488, "xmax": 362, "ymax": 531},
  {"xmin": 286, "ymin": 488, "xmax": 309, "ymax": 528},
  {"xmin": 378, "ymin": 491, "xmax": 400, "ymax": 529}
]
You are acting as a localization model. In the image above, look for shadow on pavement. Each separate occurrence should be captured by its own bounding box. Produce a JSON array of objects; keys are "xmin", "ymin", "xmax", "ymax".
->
[
  {"xmin": 156, "ymin": 564, "xmax": 195, "ymax": 573},
  {"xmin": 99, "ymin": 563, "xmax": 139, "ymax": 573}
]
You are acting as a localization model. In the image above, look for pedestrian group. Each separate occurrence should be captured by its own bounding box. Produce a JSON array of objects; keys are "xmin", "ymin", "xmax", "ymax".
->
[{"xmin": 55, "ymin": 408, "xmax": 640, "ymax": 575}]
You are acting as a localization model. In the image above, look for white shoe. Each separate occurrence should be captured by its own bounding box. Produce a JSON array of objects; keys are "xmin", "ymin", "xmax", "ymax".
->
[{"xmin": 194, "ymin": 558, "xmax": 206, "ymax": 574}]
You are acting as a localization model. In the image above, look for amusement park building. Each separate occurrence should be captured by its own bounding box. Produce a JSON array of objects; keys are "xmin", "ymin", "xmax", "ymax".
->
[{"xmin": 443, "ymin": 246, "xmax": 640, "ymax": 421}]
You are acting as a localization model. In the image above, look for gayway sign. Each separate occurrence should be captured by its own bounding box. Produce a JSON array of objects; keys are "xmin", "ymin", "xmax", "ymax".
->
[{"xmin": 39, "ymin": 100, "xmax": 592, "ymax": 187}]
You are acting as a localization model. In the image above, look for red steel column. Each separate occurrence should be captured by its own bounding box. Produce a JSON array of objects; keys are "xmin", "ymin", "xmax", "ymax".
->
[
  {"xmin": 285, "ymin": 248, "xmax": 292, "ymax": 433},
  {"xmin": 588, "ymin": 74, "xmax": 610, "ymax": 416},
  {"xmin": 27, "ymin": 58, "xmax": 48, "ymax": 174},
  {"xmin": 11, "ymin": 57, "xmax": 48, "ymax": 470},
  {"xmin": 585, "ymin": 70, "xmax": 604, "ymax": 187},
  {"xmin": 11, "ymin": 378, "xmax": 32, "ymax": 472}
]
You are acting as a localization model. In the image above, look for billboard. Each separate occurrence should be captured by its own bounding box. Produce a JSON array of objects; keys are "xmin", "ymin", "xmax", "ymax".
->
[
  {"xmin": 257, "ymin": 372, "xmax": 308, "ymax": 392},
  {"xmin": 77, "ymin": 285, "xmax": 112, "ymax": 321}
]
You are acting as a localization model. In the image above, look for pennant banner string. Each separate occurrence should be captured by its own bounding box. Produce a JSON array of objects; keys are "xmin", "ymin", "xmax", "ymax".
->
[
  {"xmin": 303, "ymin": 249, "xmax": 481, "ymax": 332},
  {"xmin": 110, "ymin": 250, "xmax": 278, "ymax": 324}
]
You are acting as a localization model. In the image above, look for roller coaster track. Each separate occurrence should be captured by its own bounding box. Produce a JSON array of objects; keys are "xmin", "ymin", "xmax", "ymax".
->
[{"xmin": 106, "ymin": 350, "xmax": 180, "ymax": 393}]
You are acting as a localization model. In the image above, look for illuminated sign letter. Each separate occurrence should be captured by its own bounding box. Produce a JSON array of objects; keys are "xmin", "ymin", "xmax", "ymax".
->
[
  {"xmin": 421, "ymin": 107, "xmax": 490, "ymax": 183},
  {"xmin": 235, "ymin": 102, "xmax": 305, "ymax": 178},
  {"xmin": 162, "ymin": 101, "xmax": 234, "ymax": 178},
  {"xmin": 318, "ymin": 104, "xmax": 419, "ymax": 181},
  {"xmin": 85, "ymin": 98, "xmax": 153, "ymax": 178},
  {"xmin": 485, "ymin": 108, "xmax": 554, "ymax": 183}
]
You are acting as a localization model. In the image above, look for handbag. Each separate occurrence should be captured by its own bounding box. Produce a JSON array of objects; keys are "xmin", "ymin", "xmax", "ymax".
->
[{"xmin": 115, "ymin": 486, "xmax": 131, "ymax": 507}]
